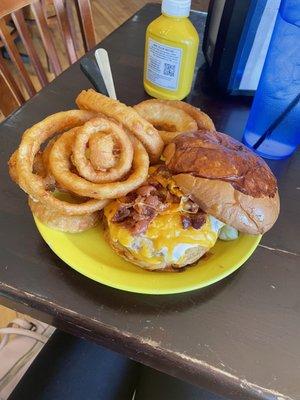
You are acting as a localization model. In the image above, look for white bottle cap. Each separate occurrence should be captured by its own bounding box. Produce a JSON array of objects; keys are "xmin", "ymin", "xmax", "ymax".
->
[{"xmin": 162, "ymin": 0, "xmax": 191, "ymax": 17}]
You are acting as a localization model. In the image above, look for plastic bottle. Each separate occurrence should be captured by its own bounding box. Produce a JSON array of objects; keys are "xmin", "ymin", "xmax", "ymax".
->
[{"xmin": 143, "ymin": 0, "xmax": 199, "ymax": 100}]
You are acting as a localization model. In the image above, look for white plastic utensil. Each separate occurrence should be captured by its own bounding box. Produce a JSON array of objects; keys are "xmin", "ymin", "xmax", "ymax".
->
[{"xmin": 94, "ymin": 48, "xmax": 117, "ymax": 99}]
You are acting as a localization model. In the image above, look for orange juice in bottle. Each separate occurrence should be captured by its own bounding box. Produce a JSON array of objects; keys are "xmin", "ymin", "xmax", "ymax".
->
[{"xmin": 143, "ymin": 0, "xmax": 199, "ymax": 100}]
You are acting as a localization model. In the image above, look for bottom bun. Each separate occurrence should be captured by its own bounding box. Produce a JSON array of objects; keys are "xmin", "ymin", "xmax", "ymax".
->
[{"xmin": 103, "ymin": 222, "xmax": 208, "ymax": 271}]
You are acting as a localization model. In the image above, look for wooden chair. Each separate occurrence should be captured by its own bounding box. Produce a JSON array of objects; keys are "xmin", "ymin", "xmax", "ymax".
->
[{"xmin": 0, "ymin": 0, "xmax": 96, "ymax": 116}]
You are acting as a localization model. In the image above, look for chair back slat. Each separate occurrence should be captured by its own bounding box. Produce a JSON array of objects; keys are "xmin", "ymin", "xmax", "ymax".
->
[
  {"xmin": 65, "ymin": 0, "xmax": 79, "ymax": 52},
  {"xmin": 11, "ymin": 8, "xmax": 48, "ymax": 87},
  {"xmin": 0, "ymin": 18, "xmax": 36, "ymax": 97},
  {"xmin": 31, "ymin": 0, "xmax": 62, "ymax": 76},
  {"xmin": 53, "ymin": 0, "xmax": 77, "ymax": 64},
  {"xmin": 0, "ymin": 72, "xmax": 21, "ymax": 115},
  {"xmin": 75, "ymin": 0, "xmax": 96, "ymax": 52},
  {"xmin": 0, "ymin": 52, "xmax": 25, "ymax": 104}
]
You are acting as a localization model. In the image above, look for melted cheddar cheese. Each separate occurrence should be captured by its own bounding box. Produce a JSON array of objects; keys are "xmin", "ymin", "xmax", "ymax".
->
[{"xmin": 104, "ymin": 202, "xmax": 219, "ymax": 266}]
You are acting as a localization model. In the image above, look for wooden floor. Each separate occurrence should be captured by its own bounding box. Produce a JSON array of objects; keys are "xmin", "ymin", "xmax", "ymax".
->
[{"xmin": 0, "ymin": 0, "xmax": 209, "ymax": 326}]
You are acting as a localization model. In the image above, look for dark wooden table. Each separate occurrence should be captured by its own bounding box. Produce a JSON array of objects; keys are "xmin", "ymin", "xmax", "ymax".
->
[{"xmin": 0, "ymin": 4, "xmax": 299, "ymax": 400}]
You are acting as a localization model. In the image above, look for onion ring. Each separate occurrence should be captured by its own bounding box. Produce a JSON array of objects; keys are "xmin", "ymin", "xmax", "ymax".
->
[
  {"xmin": 50, "ymin": 128, "xmax": 149, "ymax": 200},
  {"xmin": 72, "ymin": 117, "xmax": 133, "ymax": 183},
  {"xmin": 76, "ymin": 89, "xmax": 163, "ymax": 163},
  {"xmin": 15, "ymin": 110, "xmax": 109, "ymax": 215},
  {"xmin": 89, "ymin": 133, "xmax": 116, "ymax": 170},
  {"xmin": 29, "ymin": 198, "xmax": 100, "ymax": 233},
  {"xmin": 8, "ymin": 150, "xmax": 20, "ymax": 184},
  {"xmin": 134, "ymin": 99, "xmax": 215, "ymax": 144},
  {"xmin": 134, "ymin": 100, "xmax": 197, "ymax": 144},
  {"xmin": 42, "ymin": 136, "xmax": 59, "ymax": 175},
  {"xmin": 159, "ymin": 100, "xmax": 215, "ymax": 131},
  {"xmin": 9, "ymin": 149, "xmax": 55, "ymax": 189}
]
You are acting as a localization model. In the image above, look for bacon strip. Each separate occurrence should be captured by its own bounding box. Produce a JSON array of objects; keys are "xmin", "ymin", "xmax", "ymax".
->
[
  {"xmin": 111, "ymin": 167, "xmax": 205, "ymax": 234},
  {"xmin": 181, "ymin": 212, "xmax": 206, "ymax": 230}
]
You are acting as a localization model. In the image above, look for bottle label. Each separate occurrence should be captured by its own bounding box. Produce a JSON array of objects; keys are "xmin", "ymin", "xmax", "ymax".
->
[{"xmin": 146, "ymin": 38, "xmax": 182, "ymax": 91}]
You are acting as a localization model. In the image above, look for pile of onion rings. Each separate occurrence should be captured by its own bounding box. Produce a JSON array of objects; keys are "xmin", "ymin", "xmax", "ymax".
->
[
  {"xmin": 8, "ymin": 96, "xmax": 155, "ymax": 232},
  {"xmin": 8, "ymin": 90, "xmax": 215, "ymax": 234},
  {"xmin": 134, "ymin": 99, "xmax": 215, "ymax": 144}
]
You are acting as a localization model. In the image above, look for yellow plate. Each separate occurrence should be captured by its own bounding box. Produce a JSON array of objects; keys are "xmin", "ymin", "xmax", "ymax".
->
[{"xmin": 34, "ymin": 218, "xmax": 261, "ymax": 295}]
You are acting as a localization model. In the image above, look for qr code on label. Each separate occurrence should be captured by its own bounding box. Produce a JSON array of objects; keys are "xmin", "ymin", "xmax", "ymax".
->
[{"xmin": 163, "ymin": 63, "xmax": 175, "ymax": 77}]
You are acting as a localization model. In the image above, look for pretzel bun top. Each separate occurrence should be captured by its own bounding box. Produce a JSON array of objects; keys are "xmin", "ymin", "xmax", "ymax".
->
[{"xmin": 163, "ymin": 130, "xmax": 280, "ymax": 234}]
